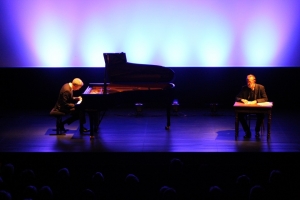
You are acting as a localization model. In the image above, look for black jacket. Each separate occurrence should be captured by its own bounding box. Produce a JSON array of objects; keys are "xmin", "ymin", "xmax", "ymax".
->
[
  {"xmin": 236, "ymin": 84, "xmax": 268, "ymax": 103},
  {"xmin": 54, "ymin": 83, "xmax": 77, "ymax": 113}
]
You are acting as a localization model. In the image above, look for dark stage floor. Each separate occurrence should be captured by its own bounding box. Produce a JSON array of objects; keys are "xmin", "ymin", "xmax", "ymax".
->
[{"xmin": 0, "ymin": 107, "xmax": 299, "ymax": 152}]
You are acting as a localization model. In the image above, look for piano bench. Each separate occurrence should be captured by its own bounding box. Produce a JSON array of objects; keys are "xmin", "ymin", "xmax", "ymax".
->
[{"xmin": 49, "ymin": 109, "xmax": 67, "ymax": 135}]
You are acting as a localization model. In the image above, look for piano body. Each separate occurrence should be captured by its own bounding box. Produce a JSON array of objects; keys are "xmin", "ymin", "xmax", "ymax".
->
[{"xmin": 81, "ymin": 52, "xmax": 175, "ymax": 137}]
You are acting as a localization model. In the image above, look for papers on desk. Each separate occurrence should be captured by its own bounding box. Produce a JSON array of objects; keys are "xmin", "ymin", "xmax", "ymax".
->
[
  {"xmin": 234, "ymin": 102, "xmax": 273, "ymax": 107},
  {"xmin": 257, "ymin": 102, "xmax": 273, "ymax": 106}
]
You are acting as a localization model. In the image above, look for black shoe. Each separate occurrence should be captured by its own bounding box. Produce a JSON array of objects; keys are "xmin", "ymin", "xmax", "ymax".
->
[
  {"xmin": 58, "ymin": 123, "xmax": 66, "ymax": 132},
  {"xmin": 80, "ymin": 127, "xmax": 90, "ymax": 132},
  {"xmin": 255, "ymin": 132, "xmax": 260, "ymax": 138},
  {"xmin": 243, "ymin": 131, "xmax": 251, "ymax": 138}
]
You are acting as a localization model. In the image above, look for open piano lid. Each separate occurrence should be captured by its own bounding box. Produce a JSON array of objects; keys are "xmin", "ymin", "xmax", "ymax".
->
[{"xmin": 103, "ymin": 52, "xmax": 175, "ymax": 83}]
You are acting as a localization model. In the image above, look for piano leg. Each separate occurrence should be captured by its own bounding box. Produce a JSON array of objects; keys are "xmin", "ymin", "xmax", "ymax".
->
[
  {"xmin": 82, "ymin": 109, "xmax": 98, "ymax": 138},
  {"xmin": 84, "ymin": 109, "xmax": 106, "ymax": 138},
  {"xmin": 165, "ymin": 102, "xmax": 171, "ymax": 130},
  {"xmin": 165, "ymin": 88, "xmax": 174, "ymax": 130},
  {"xmin": 89, "ymin": 111, "xmax": 95, "ymax": 138},
  {"xmin": 90, "ymin": 109, "xmax": 100, "ymax": 138}
]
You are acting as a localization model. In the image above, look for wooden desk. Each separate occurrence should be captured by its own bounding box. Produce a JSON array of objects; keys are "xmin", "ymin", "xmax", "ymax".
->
[{"xmin": 233, "ymin": 102, "xmax": 273, "ymax": 140}]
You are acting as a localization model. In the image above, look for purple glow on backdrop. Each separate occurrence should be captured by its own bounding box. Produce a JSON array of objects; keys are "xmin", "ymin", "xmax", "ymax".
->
[{"xmin": 2, "ymin": 0, "xmax": 300, "ymax": 67}]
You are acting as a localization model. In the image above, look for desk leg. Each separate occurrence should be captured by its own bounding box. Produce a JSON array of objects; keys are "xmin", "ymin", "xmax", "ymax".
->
[
  {"xmin": 267, "ymin": 111, "xmax": 271, "ymax": 140},
  {"xmin": 235, "ymin": 112, "xmax": 239, "ymax": 140}
]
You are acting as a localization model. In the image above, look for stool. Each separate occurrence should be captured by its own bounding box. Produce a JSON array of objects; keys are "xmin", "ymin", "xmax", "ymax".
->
[
  {"xmin": 49, "ymin": 108, "xmax": 67, "ymax": 135},
  {"xmin": 207, "ymin": 103, "xmax": 220, "ymax": 116}
]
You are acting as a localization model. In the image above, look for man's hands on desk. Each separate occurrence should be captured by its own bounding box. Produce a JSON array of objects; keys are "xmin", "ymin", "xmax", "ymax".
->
[{"xmin": 241, "ymin": 99, "xmax": 257, "ymax": 104}]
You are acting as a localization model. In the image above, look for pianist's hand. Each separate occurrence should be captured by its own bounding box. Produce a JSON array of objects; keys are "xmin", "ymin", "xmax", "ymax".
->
[{"xmin": 73, "ymin": 96, "xmax": 82, "ymax": 102}]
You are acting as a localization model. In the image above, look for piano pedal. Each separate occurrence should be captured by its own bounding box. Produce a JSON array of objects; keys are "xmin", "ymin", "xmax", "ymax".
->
[
  {"xmin": 80, "ymin": 132, "xmax": 90, "ymax": 136},
  {"xmin": 135, "ymin": 103, "xmax": 143, "ymax": 115},
  {"xmin": 50, "ymin": 128, "xmax": 68, "ymax": 135}
]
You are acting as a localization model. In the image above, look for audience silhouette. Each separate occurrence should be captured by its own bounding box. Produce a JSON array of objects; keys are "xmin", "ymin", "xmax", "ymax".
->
[
  {"xmin": 207, "ymin": 185, "xmax": 226, "ymax": 200},
  {"xmin": 38, "ymin": 185, "xmax": 53, "ymax": 200},
  {"xmin": 0, "ymin": 190, "xmax": 12, "ymax": 200},
  {"xmin": 90, "ymin": 171, "xmax": 106, "ymax": 199},
  {"xmin": 53, "ymin": 167, "xmax": 72, "ymax": 200},
  {"xmin": 266, "ymin": 169, "xmax": 290, "ymax": 200},
  {"xmin": 122, "ymin": 173, "xmax": 141, "ymax": 200},
  {"xmin": 159, "ymin": 185, "xmax": 177, "ymax": 200},
  {"xmin": 232, "ymin": 174, "xmax": 251, "ymax": 200},
  {"xmin": 249, "ymin": 185, "xmax": 266, "ymax": 200},
  {"xmin": 0, "ymin": 157, "xmax": 299, "ymax": 200},
  {"xmin": 79, "ymin": 188, "xmax": 95, "ymax": 200},
  {"xmin": 22, "ymin": 185, "xmax": 37, "ymax": 200}
]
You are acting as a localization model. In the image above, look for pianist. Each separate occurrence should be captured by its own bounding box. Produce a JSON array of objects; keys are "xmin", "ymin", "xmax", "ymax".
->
[
  {"xmin": 52, "ymin": 78, "xmax": 89, "ymax": 132},
  {"xmin": 236, "ymin": 74, "xmax": 268, "ymax": 138}
]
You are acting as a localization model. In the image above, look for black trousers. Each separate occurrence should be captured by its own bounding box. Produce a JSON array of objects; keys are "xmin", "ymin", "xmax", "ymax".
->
[
  {"xmin": 62, "ymin": 106, "xmax": 86, "ymax": 128},
  {"xmin": 238, "ymin": 113, "xmax": 264, "ymax": 133}
]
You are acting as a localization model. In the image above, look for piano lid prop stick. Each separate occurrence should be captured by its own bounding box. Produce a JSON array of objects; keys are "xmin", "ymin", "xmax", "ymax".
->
[{"xmin": 103, "ymin": 54, "xmax": 109, "ymax": 94}]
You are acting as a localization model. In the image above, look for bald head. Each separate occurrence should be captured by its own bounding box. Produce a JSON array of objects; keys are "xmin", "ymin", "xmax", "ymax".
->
[
  {"xmin": 72, "ymin": 78, "xmax": 84, "ymax": 86},
  {"xmin": 72, "ymin": 78, "xmax": 83, "ymax": 91}
]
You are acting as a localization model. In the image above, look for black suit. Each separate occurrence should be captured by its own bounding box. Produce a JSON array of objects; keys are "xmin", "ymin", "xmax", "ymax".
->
[
  {"xmin": 53, "ymin": 83, "xmax": 77, "ymax": 113},
  {"xmin": 236, "ymin": 84, "xmax": 268, "ymax": 134},
  {"xmin": 236, "ymin": 84, "xmax": 268, "ymax": 103},
  {"xmin": 53, "ymin": 83, "xmax": 86, "ymax": 127}
]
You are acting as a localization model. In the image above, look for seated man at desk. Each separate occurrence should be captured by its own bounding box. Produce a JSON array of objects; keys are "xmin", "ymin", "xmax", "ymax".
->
[
  {"xmin": 236, "ymin": 74, "xmax": 268, "ymax": 138},
  {"xmin": 52, "ymin": 78, "xmax": 89, "ymax": 132}
]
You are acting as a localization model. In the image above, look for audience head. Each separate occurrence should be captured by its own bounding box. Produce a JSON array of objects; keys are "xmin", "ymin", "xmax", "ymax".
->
[
  {"xmin": 159, "ymin": 185, "xmax": 177, "ymax": 200},
  {"xmin": 57, "ymin": 167, "xmax": 70, "ymax": 182},
  {"xmin": 249, "ymin": 185, "xmax": 265, "ymax": 200},
  {"xmin": 234, "ymin": 174, "xmax": 251, "ymax": 199},
  {"xmin": 267, "ymin": 169, "xmax": 287, "ymax": 199},
  {"xmin": 91, "ymin": 172, "xmax": 104, "ymax": 185},
  {"xmin": 236, "ymin": 174, "xmax": 251, "ymax": 190},
  {"xmin": 20, "ymin": 169, "xmax": 36, "ymax": 187},
  {"xmin": 1, "ymin": 163, "xmax": 14, "ymax": 183},
  {"xmin": 90, "ymin": 172, "xmax": 106, "ymax": 199},
  {"xmin": 208, "ymin": 185, "xmax": 224, "ymax": 200},
  {"xmin": 125, "ymin": 173, "xmax": 139, "ymax": 185},
  {"xmin": 169, "ymin": 158, "xmax": 183, "ymax": 172},
  {"xmin": 54, "ymin": 167, "xmax": 72, "ymax": 199},
  {"xmin": 79, "ymin": 188, "xmax": 95, "ymax": 200},
  {"xmin": 123, "ymin": 174, "xmax": 140, "ymax": 199},
  {"xmin": 22, "ymin": 185, "xmax": 37, "ymax": 200},
  {"xmin": 0, "ymin": 190, "xmax": 12, "ymax": 200},
  {"xmin": 269, "ymin": 169, "xmax": 282, "ymax": 185},
  {"xmin": 168, "ymin": 158, "xmax": 184, "ymax": 184},
  {"xmin": 38, "ymin": 186, "xmax": 53, "ymax": 200},
  {"xmin": 0, "ymin": 176, "xmax": 3, "ymax": 189},
  {"xmin": 91, "ymin": 172, "xmax": 104, "ymax": 192}
]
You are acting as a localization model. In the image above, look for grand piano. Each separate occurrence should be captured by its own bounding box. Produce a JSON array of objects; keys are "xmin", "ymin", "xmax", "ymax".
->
[{"xmin": 81, "ymin": 52, "xmax": 175, "ymax": 137}]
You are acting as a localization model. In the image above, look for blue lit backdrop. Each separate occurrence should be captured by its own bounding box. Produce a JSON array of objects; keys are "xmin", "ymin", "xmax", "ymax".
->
[{"xmin": 1, "ymin": 0, "xmax": 300, "ymax": 67}]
